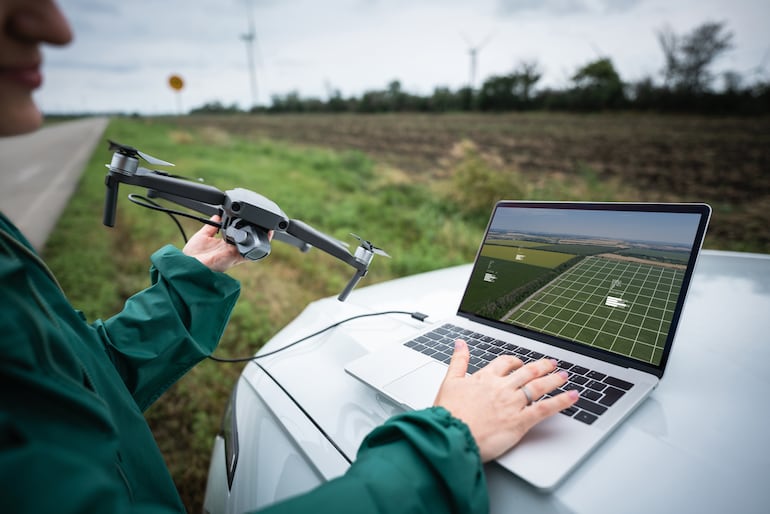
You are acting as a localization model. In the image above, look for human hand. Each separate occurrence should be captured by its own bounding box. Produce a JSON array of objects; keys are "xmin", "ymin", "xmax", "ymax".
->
[
  {"xmin": 182, "ymin": 216, "xmax": 248, "ymax": 272},
  {"xmin": 433, "ymin": 339, "xmax": 579, "ymax": 462}
]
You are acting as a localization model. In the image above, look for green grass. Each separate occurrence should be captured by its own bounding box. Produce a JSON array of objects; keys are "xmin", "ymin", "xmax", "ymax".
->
[{"xmin": 41, "ymin": 114, "xmax": 739, "ymax": 512}]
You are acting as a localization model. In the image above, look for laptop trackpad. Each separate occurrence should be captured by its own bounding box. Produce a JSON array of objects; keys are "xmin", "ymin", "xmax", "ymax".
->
[{"xmin": 383, "ymin": 361, "xmax": 448, "ymax": 410}]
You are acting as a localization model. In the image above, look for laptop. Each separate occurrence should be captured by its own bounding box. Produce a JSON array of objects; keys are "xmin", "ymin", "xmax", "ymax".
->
[{"xmin": 346, "ymin": 201, "xmax": 711, "ymax": 490}]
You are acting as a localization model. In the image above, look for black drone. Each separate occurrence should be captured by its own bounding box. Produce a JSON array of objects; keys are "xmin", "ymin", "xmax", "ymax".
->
[{"xmin": 103, "ymin": 140, "xmax": 388, "ymax": 301}]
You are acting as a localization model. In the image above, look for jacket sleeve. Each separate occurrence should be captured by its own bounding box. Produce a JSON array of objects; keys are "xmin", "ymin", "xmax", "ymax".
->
[
  {"xmin": 94, "ymin": 245, "xmax": 240, "ymax": 411},
  {"xmin": 255, "ymin": 407, "xmax": 489, "ymax": 514},
  {"xmin": 0, "ymin": 287, "xmax": 185, "ymax": 514}
]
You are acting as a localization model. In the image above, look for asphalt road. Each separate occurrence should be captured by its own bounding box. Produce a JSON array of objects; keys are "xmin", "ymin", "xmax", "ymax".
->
[{"xmin": 0, "ymin": 117, "xmax": 109, "ymax": 251}]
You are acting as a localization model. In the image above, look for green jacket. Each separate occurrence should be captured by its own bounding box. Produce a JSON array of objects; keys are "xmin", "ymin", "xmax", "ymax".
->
[{"xmin": 0, "ymin": 214, "xmax": 487, "ymax": 513}]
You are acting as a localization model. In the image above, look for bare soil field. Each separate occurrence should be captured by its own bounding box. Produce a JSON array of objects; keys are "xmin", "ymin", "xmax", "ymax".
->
[{"xmin": 173, "ymin": 112, "xmax": 770, "ymax": 252}]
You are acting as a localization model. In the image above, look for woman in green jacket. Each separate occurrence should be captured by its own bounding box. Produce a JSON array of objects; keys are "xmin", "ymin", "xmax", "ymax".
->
[{"xmin": 0, "ymin": 2, "xmax": 578, "ymax": 513}]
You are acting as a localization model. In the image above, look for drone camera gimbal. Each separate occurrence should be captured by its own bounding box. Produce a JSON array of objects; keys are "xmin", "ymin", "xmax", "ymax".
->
[{"xmin": 102, "ymin": 141, "xmax": 388, "ymax": 301}]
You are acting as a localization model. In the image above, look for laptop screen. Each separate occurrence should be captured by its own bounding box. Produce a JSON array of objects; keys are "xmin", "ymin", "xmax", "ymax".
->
[{"xmin": 458, "ymin": 202, "xmax": 711, "ymax": 375}]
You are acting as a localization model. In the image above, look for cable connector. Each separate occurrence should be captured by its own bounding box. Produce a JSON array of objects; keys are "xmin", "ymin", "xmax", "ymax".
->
[{"xmin": 410, "ymin": 311, "xmax": 429, "ymax": 322}]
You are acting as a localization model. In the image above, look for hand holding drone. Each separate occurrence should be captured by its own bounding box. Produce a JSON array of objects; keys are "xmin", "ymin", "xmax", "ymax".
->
[{"xmin": 102, "ymin": 141, "xmax": 388, "ymax": 301}]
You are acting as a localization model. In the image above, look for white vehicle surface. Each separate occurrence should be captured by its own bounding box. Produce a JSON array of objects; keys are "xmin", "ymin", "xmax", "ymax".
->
[{"xmin": 204, "ymin": 249, "xmax": 770, "ymax": 514}]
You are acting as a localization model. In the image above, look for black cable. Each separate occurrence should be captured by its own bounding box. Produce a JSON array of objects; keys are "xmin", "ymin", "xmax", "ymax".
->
[
  {"xmin": 127, "ymin": 193, "xmax": 222, "ymax": 243},
  {"xmin": 208, "ymin": 310, "xmax": 430, "ymax": 363}
]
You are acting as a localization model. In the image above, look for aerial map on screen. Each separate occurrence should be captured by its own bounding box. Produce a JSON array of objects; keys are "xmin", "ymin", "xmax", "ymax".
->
[{"xmin": 459, "ymin": 207, "xmax": 702, "ymax": 366}]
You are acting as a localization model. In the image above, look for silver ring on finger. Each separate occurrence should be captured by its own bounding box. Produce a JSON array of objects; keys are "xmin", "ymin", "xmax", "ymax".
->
[{"xmin": 520, "ymin": 384, "xmax": 534, "ymax": 406}]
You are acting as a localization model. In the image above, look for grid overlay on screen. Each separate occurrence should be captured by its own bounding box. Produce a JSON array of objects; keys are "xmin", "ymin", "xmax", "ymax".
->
[{"xmin": 504, "ymin": 256, "xmax": 684, "ymax": 365}]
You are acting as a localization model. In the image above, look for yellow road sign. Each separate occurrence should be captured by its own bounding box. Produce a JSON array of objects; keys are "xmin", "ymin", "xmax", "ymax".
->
[{"xmin": 168, "ymin": 74, "xmax": 184, "ymax": 91}]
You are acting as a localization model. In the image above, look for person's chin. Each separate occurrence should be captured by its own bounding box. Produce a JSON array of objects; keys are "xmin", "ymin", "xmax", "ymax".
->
[{"xmin": 0, "ymin": 98, "xmax": 43, "ymax": 136}]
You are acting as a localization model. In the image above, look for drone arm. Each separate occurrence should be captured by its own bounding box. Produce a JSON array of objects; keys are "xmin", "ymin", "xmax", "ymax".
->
[
  {"xmin": 286, "ymin": 219, "xmax": 374, "ymax": 301},
  {"xmin": 117, "ymin": 171, "xmax": 226, "ymax": 205},
  {"xmin": 147, "ymin": 189, "xmax": 221, "ymax": 217},
  {"xmin": 103, "ymin": 169, "xmax": 226, "ymax": 227},
  {"xmin": 286, "ymin": 219, "xmax": 363, "ymax": 270}
]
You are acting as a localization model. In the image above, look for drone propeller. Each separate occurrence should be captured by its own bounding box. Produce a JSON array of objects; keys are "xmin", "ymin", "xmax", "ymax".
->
[
  {"xmin": 351, "ymin": 233, "xmax": 390, "ymax": 258},
  {"xmin": 108, "ymin": 140, "xmax": 175, "ymax": 167}
]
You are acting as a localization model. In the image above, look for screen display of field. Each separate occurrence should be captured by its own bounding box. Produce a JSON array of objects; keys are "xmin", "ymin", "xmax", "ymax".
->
[{"xmin": 459, "ymin": 207, "xmax": 702, "ymax": 366}]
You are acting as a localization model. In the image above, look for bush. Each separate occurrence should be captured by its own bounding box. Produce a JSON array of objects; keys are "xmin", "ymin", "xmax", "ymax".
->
[{"xmin": 444, "ymin": 140, "xmax": 526, "ymax": 221}]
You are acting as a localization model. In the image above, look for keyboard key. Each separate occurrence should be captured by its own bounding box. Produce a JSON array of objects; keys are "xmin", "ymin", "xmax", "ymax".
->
[
  {"xmin": 575, "ymin": 411, "xmax": 598, "ymax": 425},
  {"xmin": 583, "ymin": 389, "xmax": 602, "ymax": 402},
  {"xmin": 563, "ymin": 383, "xmax": 584, "ymax": 393},
  {"xmin": 576, "ymin": 398, "xmax": 608, "ymax": 416},
  {"xmin": 571, "ymin": 375, "xmax": 589, "ymax": 385},
  {"xmin": 599, "ymin": 386, "xmax": 626, "ymax": 407},
  {"xmin": 587, "ymin": 371, "xmax": 607, "ymax": 381},
  {"xmin": 557, "ymin": 360, "xmax": 574, "ymax": 370},
  {"xmin": 481, "ymin": 352, "xmax": 497, "ymax": 363},
  {"xmin": 571, "ymin": 365, "xmax": 590, "ymax": 375},
  {"xmin": 561, "ymin": 405, "xmax": 579, "ymax": 417},
  {"xmin": 586, "ymin": 380, "xmax": 607, "ymax": 392},
  {"xmin": 604, "ymin": 376, "xmax": 634, "ymax": 391}
]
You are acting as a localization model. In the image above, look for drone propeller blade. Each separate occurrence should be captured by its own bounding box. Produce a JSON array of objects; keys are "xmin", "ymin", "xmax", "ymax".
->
[
  {"xmin": 108, "ymin": 140, "xmax": 136, "ymax": 153},
  {"xmin": 138, "ymin": 151, "xmax": 175, "ymax": 167},
  {"xmin": 350, "ymin": 233, "xmax": 390, "ymax": 258},
  {"xmin": 107, "ymin": 140, "xmax": 174, "ymax": 167}
]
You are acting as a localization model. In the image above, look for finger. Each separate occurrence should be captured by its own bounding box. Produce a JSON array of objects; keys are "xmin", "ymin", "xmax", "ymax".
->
[
  {"xmin": 522, "ymin": 370, "xmax": 570, "ymax": 402},
  {"xmin": 444, "ymin": 339, "xmax": 470, "ymax": 379},
  {"xmin": 507, "ymin": 358, "xmax": 558, "ymax": 389},
  {"xmin": 197, "ymin": 216, "xmax": 221, "ymax": 238},
  {"xmin": 524, "ymin": 390, "xmax": 579, "ymax": 423},
  {"xmin": 479, "ymin": 354, "xmax": 523, "ymax": 377}
]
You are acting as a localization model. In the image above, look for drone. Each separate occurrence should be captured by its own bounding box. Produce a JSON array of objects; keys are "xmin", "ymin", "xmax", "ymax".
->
[{"xmin": 103, "ymin": 140, "xmax": 389, "ymax": 301}]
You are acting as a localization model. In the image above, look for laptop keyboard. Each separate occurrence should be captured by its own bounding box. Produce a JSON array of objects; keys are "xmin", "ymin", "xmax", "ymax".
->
[{"xmin": 403, "ymin": 323, "xmax": 634, "ymax": 425}]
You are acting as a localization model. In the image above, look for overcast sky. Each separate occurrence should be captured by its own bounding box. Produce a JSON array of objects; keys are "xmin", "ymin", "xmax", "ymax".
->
[
  {"xmin": 491, "ymin": 207, "xmax": 702, "ymax": 245},
  {"xmin": 38, "ymin": 0, "xmax": 769, "ymax": 114}
]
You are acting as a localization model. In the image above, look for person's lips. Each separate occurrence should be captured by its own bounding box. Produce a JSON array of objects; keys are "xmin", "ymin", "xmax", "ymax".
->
[{"xmin": 0, "ymin": 65, "xmax": 43, "ymax": 89}]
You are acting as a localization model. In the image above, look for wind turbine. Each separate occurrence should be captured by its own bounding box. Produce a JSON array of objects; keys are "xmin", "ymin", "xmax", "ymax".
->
[
  {"xmin": 241, "ymin": 1, "xmax": 258, "ymax": 109},
  {"xmin": 462, "ymin": 32, "xmax": 494, "ymax": 90}
]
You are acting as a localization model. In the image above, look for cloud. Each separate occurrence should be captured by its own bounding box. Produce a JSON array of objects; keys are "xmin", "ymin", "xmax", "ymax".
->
[
  {"xmin": 46, "ymin": 59, "xmax": 140, "ymax": 74},
  {"xmin": 496, "ymin": 0, "xmax": 642, "ymax": 16}
]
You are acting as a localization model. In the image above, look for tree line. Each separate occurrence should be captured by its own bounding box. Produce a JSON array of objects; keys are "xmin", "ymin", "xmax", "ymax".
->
[{"xmin": 191, "ymin": 21, "xmax": 769, "ymax": 116}]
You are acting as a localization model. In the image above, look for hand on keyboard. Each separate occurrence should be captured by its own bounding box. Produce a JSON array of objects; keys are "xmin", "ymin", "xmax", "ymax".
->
[{"xmin": 433, "ymin": 339, "xmax": 579, "ymax": 462}]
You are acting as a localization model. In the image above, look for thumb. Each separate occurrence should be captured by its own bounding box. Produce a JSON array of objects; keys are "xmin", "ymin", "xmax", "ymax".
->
[
  {"xmin": 445, "ymin": 339, "xmax": 470, "ymax": 378},
  {"xmin": 199, "ymin": 215, "xmax": 222, "ymax": 238}
]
